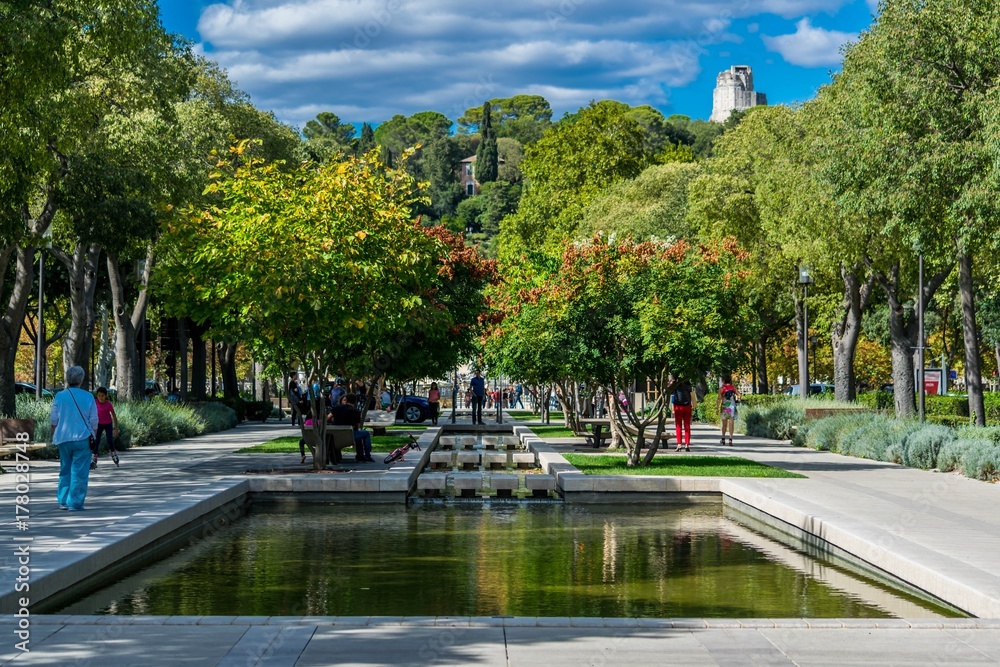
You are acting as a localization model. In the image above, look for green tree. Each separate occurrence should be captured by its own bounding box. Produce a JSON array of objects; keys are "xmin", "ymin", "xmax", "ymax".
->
[
  {"xmin": 499, "ymin": 100, "xmax": 647, "ymax": 255},
  {"xmin": 475, "ymin": 102, "xmax": 499, "ymax": 183},
  {"xmin": 826, "ymin": 0, "xmax": 1000, "ymax": 423},
  {"xmin": 458, "ymin": 95, "xmax": 553, "ymax": 144},
  {"xmin": 303, "ymin": 111, "xmax": 355, "ymax": 163},
  {"xmin": 576, "ymin": 163, "xmax": 701, "ymax": 242}
]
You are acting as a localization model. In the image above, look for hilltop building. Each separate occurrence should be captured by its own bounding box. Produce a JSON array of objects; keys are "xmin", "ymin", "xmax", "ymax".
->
[{"xmin": 710, "ymin": 66, "xmax": 767, "ymax": 123}]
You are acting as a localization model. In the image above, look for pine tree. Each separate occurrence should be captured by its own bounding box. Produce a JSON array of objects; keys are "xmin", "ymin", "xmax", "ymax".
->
[
  {"xmin": 475, "ymin": 102, "xmax": 499, "ymax": 183},
  {"xmin": 357, "ymin": 122, "xmax": 375, "ymax": 155}
]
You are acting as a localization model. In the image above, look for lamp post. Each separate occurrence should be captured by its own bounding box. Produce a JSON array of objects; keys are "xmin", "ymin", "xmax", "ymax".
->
[
  {"xmin": 451, "ymin": 367, "xmax": 457, "ymax": 424},
  {"xmin": 917, "ymin": 254, "xmax": 925, "ymax": 423},
  {"xmin": 798, "ymin": 265, "xmax": 813, "ymax": 401},
  {"xmin": 809, "ymin": 335, "xmax": 818, "ymax": 389}
]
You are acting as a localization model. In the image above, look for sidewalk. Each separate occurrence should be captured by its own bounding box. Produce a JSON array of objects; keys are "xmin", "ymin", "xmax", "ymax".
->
[{"xmin": 5, "ymin": 418, "xmax": 1000, "ymax": 664}]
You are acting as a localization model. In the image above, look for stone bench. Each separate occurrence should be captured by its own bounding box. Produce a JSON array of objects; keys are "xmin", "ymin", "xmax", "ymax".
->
[
  {"xmin": 460, "ymin": 436, "xmax": 477, "ymax": 450},
  {"xmin": 502, "ymin": 436, "xmax": 519, "ymax": 450},
  {"xmin": 453, "ymin": 472, "xmax": 482, "ymax": 497},
  {"xmin": 429, "ymin": 452, "xmax": 455, "ymax": 470},
  {"xmin": 490, "ymin": 474, "xmax": 519, "ymax": 498},
  {"xmin": 512, "ymin": 452, "xmax": 536, "ymax": 469},
  {"xmin": 456, "ymin": 451, "xmax": 481, "ymax": 470},
  {"xmin": 481, "ymin": 436, "xmax": 499, "ymax": 450},
  {"xmin": 525, "ymin": 474, "xmax": 556, "ymax": 498},
  {"xmin": 417, "ymin": 473, "xmax": 448, "ymax": 497},
  {"xmin": 482, "ymin": 452, "xmax": 507, "ymax": 470},
  {"xmin": 438, "ymin": 436, "xmax": 456, "ymax": 450}
]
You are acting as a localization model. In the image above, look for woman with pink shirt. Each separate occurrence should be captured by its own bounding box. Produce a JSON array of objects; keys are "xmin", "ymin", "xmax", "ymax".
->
[{"xmin": 93, "ymin": 387, "xmax": 120, "ymax": 468}]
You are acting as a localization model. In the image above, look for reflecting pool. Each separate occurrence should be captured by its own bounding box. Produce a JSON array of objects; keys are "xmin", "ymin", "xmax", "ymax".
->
[{"xmin": 61, "ymin": 503, "xmax": 960, "ymax": 618}]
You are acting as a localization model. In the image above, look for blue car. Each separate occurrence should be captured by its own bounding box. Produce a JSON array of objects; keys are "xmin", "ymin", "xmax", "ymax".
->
[{"xmin": 396, "ymin": 395, "xmax": 432, "ymax": 423}]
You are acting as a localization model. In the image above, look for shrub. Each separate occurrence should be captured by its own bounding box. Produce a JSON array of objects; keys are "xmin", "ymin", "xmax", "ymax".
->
[
  {"xmin": 244, "ymin": 400, "xmax": 273, "ymax": 422},
  {"xmin": 741, "ymin": 403, "xmax": 805, "ymax": 441},
  {"xmin": 855, "ymin": 391, "xmax": 895, "ymax": 413},
  {"xmin": 195, "ymin": 402, "xmax": 238, "ymax": 432},
  {"xmin": 741, "ymin": 394, "xmax": 791, "ymax": 409},
  {"xmin": 924, "ymin": 394, "xmax": 968, "ymax": 418},
  {"xmin": 937, "ymin": 438, "xmax": 984, "ymax": 473},
  {"xmin": 957, "ymin": 425, "xmax": 1000, "ymax": 445},
  {"xmin": 839, "ymin": 415, "xmax": 919, "ymax": 462},
  {"xmin": 217, "ymin": 396, "xmax": 249, "ymax": 421},
  {"xmin": 926, "ymin": 414, "xmax": 971, "ymax": 428},
  {"xmin": 902, "ymin": 424, "xmax": 956, "ymax": 469},
  {"xmin": 984, "ymin": 393, "xmax": 1000, "ymax": 425},
  {"xmin": 9, "ymin": 394, "xmax": 54, "ymax": 443},
  {"xmin": 804, "ymin": 413, "xmax": 880, "ymax": 452},
  {"xmin": 959, "ymin": 440, "xmax": 1000, "ymax": 481}
]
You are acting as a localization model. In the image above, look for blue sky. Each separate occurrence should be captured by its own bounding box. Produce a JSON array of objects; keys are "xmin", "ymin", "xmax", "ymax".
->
[{"xmin": 158, "ymin": 0, "xmax": 877, "ymax": 133}]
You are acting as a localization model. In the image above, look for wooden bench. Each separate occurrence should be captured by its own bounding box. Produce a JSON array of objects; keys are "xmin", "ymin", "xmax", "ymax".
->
[
  {"xmin": 621, "ymin": 422, "xmax": 672, "ymax": 449},
  {"xmin": 0, "ymin": 419, "xmax": 48, "ymax": 457},
  {"xmin": 301, "ymin": 426, "xmax": 357, "ymax": 465}
]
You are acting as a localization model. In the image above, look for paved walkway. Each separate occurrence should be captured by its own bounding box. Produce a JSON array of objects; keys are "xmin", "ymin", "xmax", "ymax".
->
[{"xmin": 4, "ymin": 418, "xmax": 1000, "ymax": 664}]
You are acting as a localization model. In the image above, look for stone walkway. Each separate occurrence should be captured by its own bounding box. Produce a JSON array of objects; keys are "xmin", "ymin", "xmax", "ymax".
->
[{"xmin": 3, "ymin": 418, "xmax": 1000, "ymax": 664}]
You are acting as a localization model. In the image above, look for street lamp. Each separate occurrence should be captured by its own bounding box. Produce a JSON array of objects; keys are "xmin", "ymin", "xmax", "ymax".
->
[
  {"xmin": 450, "ymin": 367, "xmax": 457, "ymax": 424},
  {"xmin": 798, "ymin": 265, "xmax": 813, "ymax": 401}
]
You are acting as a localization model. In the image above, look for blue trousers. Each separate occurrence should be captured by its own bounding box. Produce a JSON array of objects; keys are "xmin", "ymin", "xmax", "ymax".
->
[
  {"xmin": 57, "ymin": 438, "xmax": 92, "ymax": 510},
  {"xmin": 354, "ymin": 429, "xmax": 372, "ymax": 458}
]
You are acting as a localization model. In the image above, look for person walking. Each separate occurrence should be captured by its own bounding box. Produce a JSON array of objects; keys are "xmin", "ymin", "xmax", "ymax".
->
[
  {"xmin": 288, "ymin": 372, "xmax": 303, "ymax": 426},
  {"xmin": 670, "ymin": 380, "xmax": 696, "ymax": 452},
  {"xmin": 427, "ymin": 382, "xmax": 441, "ymax": 426},
  {"xmin": 469, "ymin": 369, "xmax": 486, "ymax": 425},
  {"xmin": 51, "ymin": 366, "xmax": 98, "ymax": 511},
  {"xmin": 717, "ymin": 375, "xmax": 741, "ymax": 447},
  {"xmin": 93, "ymin": 387, "xmax": 120, "ymax": 468}
]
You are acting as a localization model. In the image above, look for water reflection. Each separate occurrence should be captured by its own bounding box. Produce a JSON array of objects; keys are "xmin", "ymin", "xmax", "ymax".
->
[{"xmin": 60, "ymin": 504, "xmax": 959, "ymax": 618}]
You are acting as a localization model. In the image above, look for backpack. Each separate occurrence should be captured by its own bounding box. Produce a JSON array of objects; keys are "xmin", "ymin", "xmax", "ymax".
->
[
  {"xmin": 723, "ymin": 387, "xmax": 736, "ymax": 403},
  {"xmin": 672, "ymin": 386, "xmax": 692, "ymax": 406}
]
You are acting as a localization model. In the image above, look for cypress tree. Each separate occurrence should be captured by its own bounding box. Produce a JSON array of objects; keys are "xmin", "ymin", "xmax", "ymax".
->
[
  {"xmin": 475, "ymin": 102, "xmax": 499, "ymax": 183},
  {"xmin": 357, "ymin": 122, "xmax": 375, "ymax": 155}
]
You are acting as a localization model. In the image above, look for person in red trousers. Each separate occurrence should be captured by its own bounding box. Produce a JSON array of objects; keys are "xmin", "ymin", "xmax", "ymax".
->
[{"xmin": 671, "ymin": 380, "xmax": 696, "ymax": 452}]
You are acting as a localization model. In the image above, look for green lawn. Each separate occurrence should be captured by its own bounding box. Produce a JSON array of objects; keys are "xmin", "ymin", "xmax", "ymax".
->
[
  {"xmin": 563, "ymin": 454, "xmax": 804, "ymax": 478},
  {"xmin": 507, "ymin": 410, "xmax": 565, "ymax": 421},
  {"xmin": 236, "ymin": 433, "xmax": 419, "ymax": 454},
  {"xmin": 384, "ymin": 424, "xmax": 428, "ymax": 431},
  {"xmin": 526, "ymin": 424, "xmax": 578, "ymax": 439}
]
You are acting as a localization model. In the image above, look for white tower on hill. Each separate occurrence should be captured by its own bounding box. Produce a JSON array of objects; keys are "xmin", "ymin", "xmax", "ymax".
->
[{"xmin": 710, "ymin": 65, "xmax": 767, "ymax": 123}]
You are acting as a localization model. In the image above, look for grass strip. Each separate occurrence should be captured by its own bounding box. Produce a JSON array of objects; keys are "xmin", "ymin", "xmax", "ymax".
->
[
  {"xmin": 563, "ymin": 454, "xmax": 804, "ymax": 478},
  {"xmin": 237, "ymin": 433, "xmax": 421, "ymax": 454},
  {"xmin": 525, "ymin": 425, "xmax": 578, "ymax": 439}
]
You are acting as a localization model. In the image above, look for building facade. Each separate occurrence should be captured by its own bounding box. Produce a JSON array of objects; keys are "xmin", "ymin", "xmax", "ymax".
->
[{"xmin": 710, "ymin": 65, "xmax": 767, "ymax": 123}]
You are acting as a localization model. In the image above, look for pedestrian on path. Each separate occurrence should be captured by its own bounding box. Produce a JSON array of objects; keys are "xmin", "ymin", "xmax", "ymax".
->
[
  {"xmin": 51, "ymin": 366, "xmax": 98, "ymax": 511},
  {"xmin": 93, "ymin": 387, "xmax": 120, "ymax": 468},
  {"xmin": 428, "ymin": 382, "xmax": 441, "ymax": 426},
  {"xmin": 717, "ymin": 375, "xmax": 741, "ymax": 447},
  {"xmin": 671, "ymin": 380, "xmax": 696, "ymax": 452},
  {"xmin": 288, "ymin": 372, "xmax": 303, "ymax": 426},
  {"xmin": 469, "ymin": 370, "xmax": 486, "ymax": 425}
]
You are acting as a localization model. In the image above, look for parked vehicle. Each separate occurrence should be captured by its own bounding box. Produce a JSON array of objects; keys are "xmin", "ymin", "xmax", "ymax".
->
[
  {"xmin": 783, "ymin": 383, "xmax": 835, "ymax": 396},
  {"xmin": 396, "ymin": 395, "xmax": 432, "ymax": 423},
  {"xmin": 14, "ymin": 382, "xmax": 53, "ymax": 398}
]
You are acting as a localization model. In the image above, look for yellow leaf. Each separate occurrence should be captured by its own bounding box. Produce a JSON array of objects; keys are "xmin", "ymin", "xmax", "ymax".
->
[{"xmin": 355, "ymin": 231, "xmax": 368, "ymax": 240}]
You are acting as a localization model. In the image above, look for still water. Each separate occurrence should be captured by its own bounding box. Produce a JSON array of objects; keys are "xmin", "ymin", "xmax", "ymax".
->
[{"xmin": 62, "ymin": 503, "xmax": 959, "ymax": 618}]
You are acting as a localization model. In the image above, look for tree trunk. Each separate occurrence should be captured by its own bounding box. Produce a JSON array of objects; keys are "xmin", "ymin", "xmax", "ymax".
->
[
  {"xmin": 0, "ymin": 246, "xmax": 37, "ymax": 416},
  {"xmin": 56, "ymin": 243, "xmax": 101, "ymax": 386},
  {"xmin": 107, "ymin": 249, "xmax": 153, "ymax": 401},
  {"xmin": 219, "ymin": 342, "xmax": 239, "ymax": 398},
  {"xmin": 869, "ymin": 260, "xmax": 951, "ymax": 418},
  {"xmin": 831, "ymin": 264, "xmax": 875, "ymax": 402},
  {"xmin": 191, "ymin": 331, "xmax": 207, "ymax": 400},
  {"xmin": 958, "ymin": 250, "xmax": 985, "ymax": 426},
  {"xmin": 755, "ymin": 335, "xmax": 769, "ymax": 394},
  {"xmin": 179, "ymin": 318, "xmax": 188, "ymax": 401},
  {"xmin": 94, "ymin": 306, "xmax": 116, "ymax": 389},
  {"xmin": 795, "ymin": 287, "xmax": 808, "ymax": 398}
]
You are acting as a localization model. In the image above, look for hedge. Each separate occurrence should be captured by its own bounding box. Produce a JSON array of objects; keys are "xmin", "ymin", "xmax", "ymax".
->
[
  {"xmin": 6, "ymin": 395, "xmax": 238, "ymax": 452},
  {"xmin": 216, "ymin": 396, "xmax": 274, "ymax": 422}
]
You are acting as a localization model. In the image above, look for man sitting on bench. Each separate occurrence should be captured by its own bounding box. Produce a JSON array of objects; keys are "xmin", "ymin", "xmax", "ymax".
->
[{"xmin": 329, "ymin": 393, "xmax": 374, "ymax": 464}]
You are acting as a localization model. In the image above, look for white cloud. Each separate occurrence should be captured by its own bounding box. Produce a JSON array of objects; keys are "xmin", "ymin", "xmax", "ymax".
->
[
  {"xmin": 762, "ymin": 18, "xmax": 856, "ymax": 67},
  {"xmin": 192, "ymin": 0, "xmax": 860, "ymax": 128}
]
